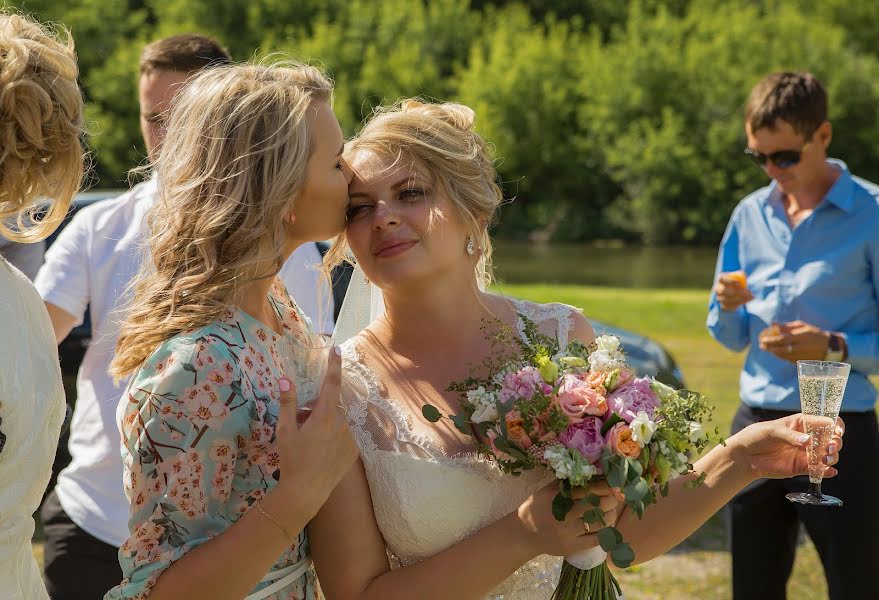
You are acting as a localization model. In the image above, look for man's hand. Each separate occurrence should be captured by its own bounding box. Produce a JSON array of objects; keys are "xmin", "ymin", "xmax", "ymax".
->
[
  {"xmin": 759, "ymin": 320, "xmax": 831, "ymax": 363},
  {"xmin": 714, "ymin": 271, "xmax": 753, "ymax": 312}
]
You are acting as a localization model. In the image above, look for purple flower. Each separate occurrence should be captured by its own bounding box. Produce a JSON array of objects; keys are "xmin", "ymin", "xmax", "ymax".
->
[
  {"xmin": 499, "ymin": 366, "xmax": 545, "ymax": 404},
  {"xmin": 608, "ymin": 376, "xmax": 660, "ymax": 423},
  {"xmin": 559, "ymin": 417, "xmax": 605, "ymax": 464}
]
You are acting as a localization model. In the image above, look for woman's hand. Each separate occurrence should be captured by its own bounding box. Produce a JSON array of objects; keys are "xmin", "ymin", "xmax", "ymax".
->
[
  {"xmin": 728, "ymin": 413, "xmax": 844, "ymax": 480},
  {"xmin": 515, "ymin": 481, "xmax": 624, "ymax": 557},
  {"xmin": 267, "ymin": 347, "xmax": 360, "ymax": 529}
]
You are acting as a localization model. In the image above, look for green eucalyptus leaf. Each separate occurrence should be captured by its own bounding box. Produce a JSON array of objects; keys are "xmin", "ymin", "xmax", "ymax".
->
[
  {"xmin": 624, "ymin": 478, "xmax": 649, "ymax": 502},
  {"xmin": 610, "ymin": 544, "xmax": 636, "ymax": 568},
  {"xmin": 552, "ymin": 492, "xmax": 574, "ymax": 522},
  {"xmin": 582, "ymin": 508, "xmax": 605, "ymax": 525},
  {"xmin": 422, "ymin": 404, "xmax": 442, "ymax": 423},
  {"xmin": 450, "ymin": 412, "xmax": 471, "ymax": 435},
  {"xmin": 598, "ymin": 527, "xmax": 622, "ymax": 551}
]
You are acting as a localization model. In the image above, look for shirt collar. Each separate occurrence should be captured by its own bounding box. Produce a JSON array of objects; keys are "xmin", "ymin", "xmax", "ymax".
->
[{"xmin": 764, "ymin": 158, "xmax": 855, "ymax": 213}]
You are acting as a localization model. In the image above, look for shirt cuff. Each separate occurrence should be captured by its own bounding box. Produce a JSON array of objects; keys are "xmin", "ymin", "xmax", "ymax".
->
[
  {"xmin": 38, "ymin": 288, "xmax": 86, "ymax": 328},
  {"xmin": 839, "ymin": 332, "xmax": 879, "ymax": 374}
]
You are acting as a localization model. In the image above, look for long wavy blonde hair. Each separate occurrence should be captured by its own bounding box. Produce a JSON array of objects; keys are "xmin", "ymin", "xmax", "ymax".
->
[
  {"xmin": 324, "ymin": 99, "xmax": 503, "ymax": 289},
  {"xmin": 111, "ymin": 63, "xmax": 333, "ymax": 378},
  {"xmin": 0, "ymin": 11, "xmax": 84, "ymax": 242}
]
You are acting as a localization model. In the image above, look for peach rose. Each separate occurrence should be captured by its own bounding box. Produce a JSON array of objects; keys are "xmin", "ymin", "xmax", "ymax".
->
[
  {"xmin": 605, "ymin": 422, "xmax": 641, "ymax": 458},
  {"xmin": 505, "ymin": 410, "xmax": 534, "ymax": 450}
]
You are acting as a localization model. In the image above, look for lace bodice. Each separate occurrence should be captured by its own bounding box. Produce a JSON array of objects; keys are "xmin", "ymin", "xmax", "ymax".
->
[{"xmin": 341, "ymin": 300, "xmax": 579, "ymax": 599}]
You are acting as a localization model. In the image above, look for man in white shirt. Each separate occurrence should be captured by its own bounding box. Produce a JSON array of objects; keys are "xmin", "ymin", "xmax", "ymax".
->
[{"xmin": 34, "ymin": 33, "xmax": 333, "ymax": 598}]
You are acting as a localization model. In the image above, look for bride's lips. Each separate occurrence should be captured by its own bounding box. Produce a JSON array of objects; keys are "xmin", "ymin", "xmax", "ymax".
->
[{"xmin": 373, "ymin": 238, "xmax": 418, "ymax": 258}]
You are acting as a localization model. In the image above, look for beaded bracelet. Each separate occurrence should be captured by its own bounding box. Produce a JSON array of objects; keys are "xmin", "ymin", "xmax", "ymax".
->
[{"xmin": 256, "ymin": 500, "xmax": 292, "ymax": 540}]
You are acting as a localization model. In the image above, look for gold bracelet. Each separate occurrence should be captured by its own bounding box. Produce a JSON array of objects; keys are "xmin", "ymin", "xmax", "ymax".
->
[{"xmin": 255, "ymin": 500, "xmax": 293, "ymax": 541}]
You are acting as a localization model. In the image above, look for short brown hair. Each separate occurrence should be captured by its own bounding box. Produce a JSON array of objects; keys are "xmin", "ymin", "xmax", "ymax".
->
[
  {"xmin": 745, "ymin": 72, "xmax": 827, "ymax": 137},
  {"xmin": 139, "ymin": 33, "xmax": 231, "ymax": 75}
]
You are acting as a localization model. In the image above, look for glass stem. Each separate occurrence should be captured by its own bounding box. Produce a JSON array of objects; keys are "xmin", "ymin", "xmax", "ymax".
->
[{"xmin": 809, "ymin": 480, "xmax": 823, "ymax": 498}]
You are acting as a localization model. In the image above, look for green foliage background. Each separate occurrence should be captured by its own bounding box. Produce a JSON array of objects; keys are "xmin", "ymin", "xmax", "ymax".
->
[{"xmin": 10, "ymin": 0, "xmax": 879, "ymax": 244}]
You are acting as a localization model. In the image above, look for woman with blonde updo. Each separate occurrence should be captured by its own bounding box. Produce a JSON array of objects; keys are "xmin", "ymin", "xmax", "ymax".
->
[
  {"xmin": 106, "ymin": 62, "xmax": 359, "ymax": 600},
  {"xmin": 0, "ymin": 11, "xmax": 84, "ymax": 600},
  {"xmin": 303, "ymin": 100, "xmax": 845, "ymax": 600}
]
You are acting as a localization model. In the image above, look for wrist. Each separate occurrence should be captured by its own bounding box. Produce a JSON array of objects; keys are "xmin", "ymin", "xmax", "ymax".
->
[
  {"xmin": 825, "ymin": 332, "xmax": 846, "ymax": 362},
  {"xmin": 507, "ymin": 507, "xmax": 543, "ymax": 559},
  {"xmin": 709, "ymin": 436, "xmax": 758, "ymax": 488},
  {"xmin": 263, "ymin": 486, "xmax": 311, "ymax": 536}
]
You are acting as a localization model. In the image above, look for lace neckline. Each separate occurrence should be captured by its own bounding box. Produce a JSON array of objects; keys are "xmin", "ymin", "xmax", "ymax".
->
[{"xmin": 342, "ymin": 298, "xmax": 576, "ymax": 470}]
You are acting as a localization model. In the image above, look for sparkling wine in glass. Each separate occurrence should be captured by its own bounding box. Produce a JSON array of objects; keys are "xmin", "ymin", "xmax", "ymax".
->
[
  {"xmin": 276, "ymin": 332, "xmax": 334, "ymax": 424},
  {"xmin": 786, "ymin": 360, "xmax": 850, "ymax": 507}
]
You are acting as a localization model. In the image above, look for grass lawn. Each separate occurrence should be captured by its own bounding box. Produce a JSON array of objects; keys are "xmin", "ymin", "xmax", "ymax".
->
[{"xmin": 496, "ymin": 283, "xmax": 851, "ymax": 600}]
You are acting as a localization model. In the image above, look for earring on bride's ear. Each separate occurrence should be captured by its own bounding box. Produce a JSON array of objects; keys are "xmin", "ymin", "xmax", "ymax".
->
[{"xmin": 466, "ymin": 236, "xmax": 476, "ymax": 256}]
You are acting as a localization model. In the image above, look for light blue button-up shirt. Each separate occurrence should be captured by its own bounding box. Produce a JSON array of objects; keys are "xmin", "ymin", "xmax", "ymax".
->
[{"xmin": 707, "ymin": 159, "xmax": 879, "ymax": 412}]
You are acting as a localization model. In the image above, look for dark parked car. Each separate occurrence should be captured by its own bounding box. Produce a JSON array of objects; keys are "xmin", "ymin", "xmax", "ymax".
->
[{"xmin": 48, "ymin": 193, "xmax": 686, "ymax": 389}]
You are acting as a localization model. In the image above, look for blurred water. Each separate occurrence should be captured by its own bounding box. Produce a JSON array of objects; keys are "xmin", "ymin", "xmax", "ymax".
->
[{"xmin": 493, "ymin": 242, "xmax": 718, "ymax": 289}]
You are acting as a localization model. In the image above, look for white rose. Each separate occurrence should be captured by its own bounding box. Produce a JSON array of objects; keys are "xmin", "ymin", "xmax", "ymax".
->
[
  {"xmin": 630, "ymin": 411, "xmax": 657, "ymax": 447},
  {"xmin": 471, "ymin": 401, "xmax": 498, "ymax": 424},
  {"xmin": 688, "ymin": 421, "xmax": 705, "ymax": 443},
  {"xmin": 588, "ymin": 349, "xmax": 626, "ymax": 373},
  {"xmin": 595, "ymin": 335, "xmax": 621, "ymax": 353}
]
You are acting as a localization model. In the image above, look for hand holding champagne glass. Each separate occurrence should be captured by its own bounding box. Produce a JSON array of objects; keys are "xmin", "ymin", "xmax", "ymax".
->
[
  {"xmin": 786, "ymin": 360, "xmax": 850, "ymax": 507},
  {"xmin": 277, "ymin": 332, "xmax": 335, "ymax": 423}
]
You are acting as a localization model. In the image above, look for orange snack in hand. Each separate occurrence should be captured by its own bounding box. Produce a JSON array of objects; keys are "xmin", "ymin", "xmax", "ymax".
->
[{"xmin": 726, "ymin": 271, "xmax": 747, "ymax": 289}]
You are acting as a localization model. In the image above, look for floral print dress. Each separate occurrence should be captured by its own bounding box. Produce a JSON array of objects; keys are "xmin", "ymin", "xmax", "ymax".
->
[{"xmin": 106, "ymin": 281, "xmax": 317, "ymax": 600}]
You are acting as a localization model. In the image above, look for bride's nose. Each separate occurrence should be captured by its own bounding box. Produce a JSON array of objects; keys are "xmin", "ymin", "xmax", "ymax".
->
[{"xmin": 371, "ymin": 200, "xmax": 400, "ymax": 230}]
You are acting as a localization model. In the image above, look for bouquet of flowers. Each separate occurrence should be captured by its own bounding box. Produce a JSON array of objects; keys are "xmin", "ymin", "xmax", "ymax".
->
[{"xmin": 422, "ymin": 316, "xmax": 720, "ymax": 600}]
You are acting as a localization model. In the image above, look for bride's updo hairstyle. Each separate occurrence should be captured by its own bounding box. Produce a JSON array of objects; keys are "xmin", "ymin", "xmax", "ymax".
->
[
  {"xmin": 0, "ymin": 12, "xmax": 84, "ymax": 242},
  {"xmin": 329, "ymin": 99, "xmax": 504, "ymax": 288},
  {"xmin": 111, "ymin": 63, "xmax": 333, "ymax": 378}
]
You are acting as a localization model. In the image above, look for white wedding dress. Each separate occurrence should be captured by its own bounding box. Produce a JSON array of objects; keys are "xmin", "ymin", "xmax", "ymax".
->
[
  {"xmin": 0, "ymin": 258, "xmax": 65, "ymax": 600},
  {"xmin": 340, "ymin": 299, "xmax": 578, "ymax": 599}
]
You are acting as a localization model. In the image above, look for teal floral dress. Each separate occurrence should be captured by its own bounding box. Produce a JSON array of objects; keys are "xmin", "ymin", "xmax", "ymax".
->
[{"xmin": 106, "ymin": 282, "xmax": 317, "ymax": 600}]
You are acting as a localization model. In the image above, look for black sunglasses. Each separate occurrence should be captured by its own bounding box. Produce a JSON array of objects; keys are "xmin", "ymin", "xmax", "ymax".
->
[{"xmin": 744, "ymin": 141, "xmax": 810, "ymax": 169}]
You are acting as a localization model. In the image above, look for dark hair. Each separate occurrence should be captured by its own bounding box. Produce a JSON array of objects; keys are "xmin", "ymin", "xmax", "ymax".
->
[
  {"xmin": 745, "ymin": 72, "xmax": 827, "ymax": 137},
  {"xmin": 139, "ymin": 33, "xmax": 231, "ymax": 75}
]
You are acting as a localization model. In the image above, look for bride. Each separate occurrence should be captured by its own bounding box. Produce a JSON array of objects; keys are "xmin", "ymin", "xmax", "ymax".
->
[{"xmin": 306, "ymin": 100, "xmax": 845, "ymax": 599}]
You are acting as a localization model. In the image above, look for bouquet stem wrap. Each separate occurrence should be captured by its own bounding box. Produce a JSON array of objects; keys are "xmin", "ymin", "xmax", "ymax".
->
[
  {"xmin": 565, "ymin": 546, "xmax": 608, "ymax": 570},
  {"xmin": 554, "ymin": 548, "xmax": 623, "ymax": 600}
]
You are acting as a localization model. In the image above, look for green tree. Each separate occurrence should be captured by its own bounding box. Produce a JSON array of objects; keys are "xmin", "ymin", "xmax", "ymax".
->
[
  {"xmin": 579, "ymin": 2, "xmax": 879, "ymax": 244},
  {"xmin": 456, "ymin": 6, "xmax": 615, "ymax": 239}
]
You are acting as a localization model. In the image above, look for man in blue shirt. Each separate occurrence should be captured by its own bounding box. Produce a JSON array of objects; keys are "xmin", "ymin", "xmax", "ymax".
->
[{"xmin": 708, "ymin": 72, "xmax": 879, "ymax": 600}]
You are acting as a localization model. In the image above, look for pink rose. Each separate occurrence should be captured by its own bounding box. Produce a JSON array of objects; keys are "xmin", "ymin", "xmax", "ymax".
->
[
  {"xmin": 605, "ymin": 422, "xmax": 642, "ymax": 458},
  {"xmin": 559, "ymin": 417, "xmax": 605, "ymax": 464},
  {"xmin": 532, "ymin": 414, "xmax": 557, "ymax": 443},
  {"xmin": 499, "ymin": 366, "xmax": 545, "ymax": 404},
  {"xmin": 608, "ymin": 376, "xmax": 659, "ymax": 423},
  {"xmin": 505, "ymin": 410, "xmax": 534, "ymax": 450},
  {"xmin": 555, "ymin": 374, "xmax": 608, "ymax": 423}
]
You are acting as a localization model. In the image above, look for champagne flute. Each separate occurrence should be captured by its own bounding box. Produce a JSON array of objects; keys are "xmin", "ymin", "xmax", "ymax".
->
[
  {"xmin": 276, "ymin": 332, "xmax": 334, "ymax": 424},
  {"xmin": 786, "ymin": 360, "xmax": 850, "ymax": 507}
]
